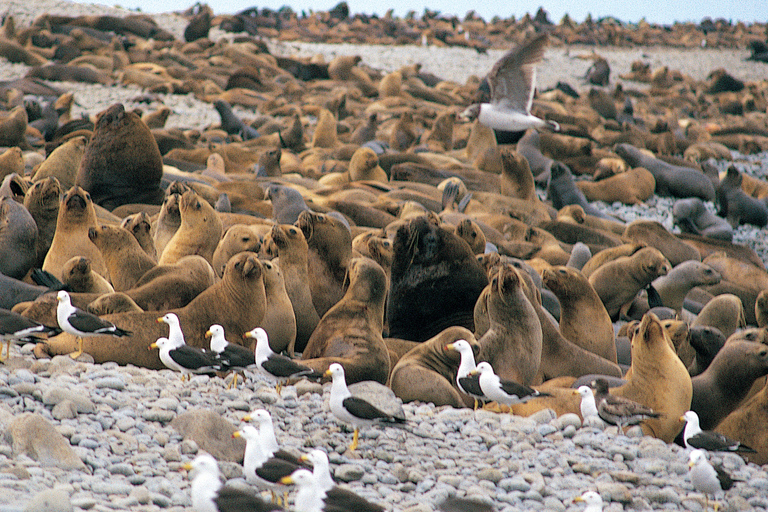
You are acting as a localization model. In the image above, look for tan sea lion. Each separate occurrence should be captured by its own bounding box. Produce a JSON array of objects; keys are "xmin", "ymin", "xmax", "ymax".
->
[
  {"xmin": 499, "ymin": 149, "xmax": 537, "ymax": 201},
  {"xmin": 120, "ymin": 212, "xmax": 157, "ymax": 261},
  {"xmin": 691, "ymin": 293, "xmax": 745, "ymax": 340},
  {"xmin": 211, "ymin": 224, "xmax": 263, "ymax": 278},
  {"xmin": 701, "ymin": 252, "xmax": 768, "ymax": 325},
  {"xmin": 158, "ymin": 189, "xmax": 223, "ymax": 266},
  {"xmin": 623, "ymin": 220, "xmax": 701, "ymax": 266},
  {"xmin": 0, "ymin": 147, "xmax": 23, "ymax": 180},
  {"xmin": 576, "ymin": 167, "xmax": 656, "ymax": 205},
  {"xmin": 613, "ymin": 312, "xmax": 693, "ymax": 441},
  {"xmin": 716, "ymin": 377, "xmax": 768, "ymax": 465},
  {"xmin": 389, "ymin": 326, "xmax": 479, "ymax": 408},
  {"xmin": 153, "ymin": 192, "xmax": 182, "ymax": 257},
  {"xmin": 757, "ymin": 290, "xmax": 768, "ymax": 328},
  {"xmin": 88, "ymin": 224, "xmax": 156, "ymax": 292},
  {"xmin": 455, "ymin": 218, "xmax": 486, "ymax": 255},
  {"xmin": 259, "ymin": 260, "xmax": 296, "ymax": 355},
  {"xmin": 61, "ymin": 256, "xmax": 114, "ymax": 294},
  {"xmin": 580, "ymin": 243, "xmax": 644, "ymax": 278},
  {"xmin": 43, "ymin": 186, "xmax": 108, "ymax": 280},
  {"xmin": 31, "ymin": 135, "xmax": 87, "ymax": 190},
  {"xmin": 87, "ymin": 292, "xmax": 143, "ymax": 316},
  {"xmin": 310, "ymin": 108, "xmax": 338, "ymax": 148},
  {"xmin": 23, "ymin": 176, "xmax": 61, "ymax": 267},
  {"xmin": 0, "ymin": 106, "xmax": 28, "ymax": 148},
  {"xmin": 542, "ymin": 266, "xmax": 617, "ymax": 363},
  {"xmin": 301, "ymin": 257, "xmax": 390, "ymax": 385}
]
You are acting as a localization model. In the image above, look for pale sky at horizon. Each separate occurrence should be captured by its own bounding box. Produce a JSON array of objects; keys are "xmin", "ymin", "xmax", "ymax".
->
[{"xmin": 97, "ymin": 0, "xmax": 766, "ymax": 24}]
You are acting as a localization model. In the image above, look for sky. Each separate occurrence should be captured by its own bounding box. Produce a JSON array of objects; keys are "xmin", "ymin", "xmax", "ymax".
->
[{"xmin": 106, "ymin": 0, "xmax": 766, "ymax": 24}]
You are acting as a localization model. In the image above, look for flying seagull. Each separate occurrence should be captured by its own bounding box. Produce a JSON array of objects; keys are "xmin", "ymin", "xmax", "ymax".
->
[
  {"xmin": 56, "ymin": 290, "xmax": 131, "ymax": 359},
  {"xmin": 459, "ymin": 33, "xmax": 560, "ymax": 132}
]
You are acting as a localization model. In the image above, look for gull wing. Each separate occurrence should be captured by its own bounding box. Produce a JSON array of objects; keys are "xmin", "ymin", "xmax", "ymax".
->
[{"xmin": 487, "ymin": 33, "xmax": 548, "ymax": 113}]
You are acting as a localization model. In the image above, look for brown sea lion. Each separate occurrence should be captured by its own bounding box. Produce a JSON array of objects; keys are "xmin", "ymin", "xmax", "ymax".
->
[
  {"xmin": 612, "ymin": 312, "xmax": 692, "ymax": 441},
  {"xmin": 651, "ymin": 261, "xmax": 721, "ymax": 313},
  {"xmin": 23, "ymin": 176, "xmax": 61, "ymax": 267},
  {"xmin": 716, "ymin": 377, "xmax": 768, "ymax": 465},
  {"xmin": 701, "ymin": 252, "xmax": 768, "ymax": 325},
  {"xmin": 87, "ymin": 292, "xmax": 143, "ymax": 315},
  {"xmin": 211, "ymin": 224, "xmax": 263, "ymax": 278},
  {"xmin": 310, "ymin": 108, "xmax": 338, "ymax": 148},
  {"xmin": 0, "ymin": 147, "xmax": 23, "ymax": 181},
  {"xmin": 61, "ymin": 256, "xmax": 114, "ymax": 294},
  {"xmin": 623, "ymin": 220, "xmax": 701, "ymax": 266},
  {"xmin": 499, "ymin": 149, "xmax": 537, "ymax": 202},
  {"xmin": 259, "ymin": 260, "xmax": 296, "ymax": 355},
  {"xmin": 295, "ymin": 210, "xmax": 351, "ymax": 318},
  {"xmin": 31, "ymin": 136, "xmax": 87, "ymax": 191},
  {"xmin": 158, "ymin": 190, "xmax": 223, "ymax": 267},
  {"xmin": 42, "ymin": 186, "xmax": 108, "ymax": 280},
  {"xmin": 757, "ymin": 290, "xmax": 768, "ymax": 328},
  {"xmin": 153, "ymin": 192, "xmax": 182, "ymax": 257},
  {"xmin": 672, "ymin": 198, "xmax": 733, "ymax": 241},
  {"xmin": 691, "ymin": 293, "xmax": 745, "ymax": 341},
  {"xmin": 120, "ymin": 212, "xmax": 157, "ymax": 261},
  {"xmin": 477, "ymin": 264, "xmax": 542, "ymax": 385},
  {"xmin": 266, "ymin": 224, "xmax": 320, "ymax": 353},
  {"xmin": 542, "ymin": 266, "xmax": 617, "ymax": 363},
  {"xmin": 454, "ymin": 218, "xmax": 486, "ymax": 255},
  {"xmin": 576, "ymin": 167, "xmax": 656, "ymax": 205},
  {"xmin": 301, "ymin": 257, "xmax": 390, "ymax": 385},
  {"xmin": 389, "ymin": 326, "xmax": 479, "ymax": 408},
  {"xmin": 37, "ymin": 252, "xmax": 266, "ymax": 367},
  {"xmin": 0, "ymin": 106, "xmax": 28, "ymax": 148},
  {"xmin": 75, "ymin": 103, "xmax": 164, "ymax": 210},
  {"xmin": 88, "ymin": 224, "xmax": 156, "ymax": 291},
  {"xmin": 580, "ymin": 243, "xmax": 644, "ymax": 278},
  {"xmin": 0, "ymin": 196, "xmax": 38, "ymax": 280}
]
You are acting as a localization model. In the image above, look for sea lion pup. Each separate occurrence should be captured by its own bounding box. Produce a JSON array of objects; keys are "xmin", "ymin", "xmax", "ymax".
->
[
  {"xmin": 0, "ymin": 147, "xmax": 23, "ymax": 180},
  {"xmin": 717, "ymin": 165, "xmax": 768, "ymax": 228},
  {"xmin": 0, "ymin": 196, "xmax": 37, "ymax": 281},
  {"xmin": 672, "ymin": 198, "xmax": 733, "ymax": 242},
  {"xmin": 388, "ymin": 215, "xmax": 488, "ymax": 343},
  {"xmin": 542, "ymin": 266, "xmax": 617, "ymax": 363},
  {"xmin": 158, "ymin": 189, "xmax": 223, "ymax": 267},
  {"xmin": 0, "ymin": 106, "xmax": 28, "ymax": 148},
  {"xmin": 301, "ymin": 257, "xmax": 390, "ymax": 385},
  {"xmin": 23, "ymin": 176, "xmax": 61, "ymax": 267},
  {"xmin": 121, "ymin": 212, "xmax": 157, "ymax": 261},
  {"xmin": 389, "ymin": 326, "xmax": 479, "ymax": 408},
  {"xmin": 614, "ymin": 143, "xmax": 715, "ymax": 201},
  {"xmin": 588, "ymin": 246, "xmax": 671, "ymax": 320},
  {"xmin": 267, "ymin": 184, "xmax": 310, "ymax": 225},
  {"xmin": 259, "ymin": 260, "xmax": 296, "ymax": 356},
  {"xmin": 75, "ymin": 103, "xmax": 164, "ymax": 210},
  {"xmin": 295, "ymin": 210, "xmax": 351, "ymax": 318},
  {"xmin": 61, "ymin": 256, "xmax": 114, "ymax": 294},
  {"xmin": 690, "ymin": 340, "xmax": 768, "ymax": 431},
  {"xmin": 43, "ymin": 185, "xmax": 108, "ymax": 281},
  {"xmin": 36, "ymin": 252, "xmax": 266, "ymax": 368},
  {"xmin": 318, "ymin": 147, "xmax": 387, "ymax": 186},
  {"xmin": 612, "ymin": 312, "xmax": 692, "ymax": 442},
  {"xmin": 211, "ymin": 224, "xmax": 262, "ymax": 278},
  {"xmin": 476, "ymin": 264, "xmax": 542, "ymax": 385},
  {"xmin": 88, "ymin": 224, "xmax": 156, "ymax": 292},
  {"xmin": 691, "ymin": 294, "xmax": 745, "ymax": 341},
  {"xmin": 576, "ymin": 167, "xmax": 656, "ymax": 205},
  {"xmin": 650, "ymin": 261, "xmax": 721, "ymax": 314},
  {"xmin": 454, "ymin": 218, "xmax": 486, "ymax": 255},
  {"xmin": 153, "ymin": 192, "xmax": 182, "ymax": 256}
]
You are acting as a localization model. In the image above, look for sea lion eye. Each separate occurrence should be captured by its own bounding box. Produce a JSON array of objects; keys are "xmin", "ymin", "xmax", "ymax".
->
[{"xmin": 289, "ymin": 228, "xmax": 297, "ymax": 235}]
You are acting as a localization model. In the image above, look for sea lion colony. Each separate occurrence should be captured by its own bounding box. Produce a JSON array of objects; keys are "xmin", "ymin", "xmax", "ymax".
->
[{"xmin": 2, "ymin": 2, "xmax": 768, "ymax": 507}]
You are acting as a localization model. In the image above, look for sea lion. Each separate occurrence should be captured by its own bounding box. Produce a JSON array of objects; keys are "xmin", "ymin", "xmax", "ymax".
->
[
  {"xmin": 477, "ymin": 264, "xmax": 542, "ymax": 385},
  {"xmin": 0, "ymin": 106, "xmax": 27, "ymax": 148},
  {"xmin": 75, "ymin": 103, "xmax": 164, "ymax": 210},
  {"xmin": 295, "ymin": 210, "xmax": 351, "ymax": 318},
  {"xmin": 37, "ymin": 252, "xmax": 265, "ymax": 367},
  {"xmin": 158, "ymin": 189, "xmax": 223, "ymax": 267},
  {"xmin": 23, "ymin": 176, "xmax": 61, "ymax": 267},
  {"xmin": 87, "ymin": 292, "xmax": 143, "ymax": 315},
  {"xmin": 388, "ymin": 215, "xmax": 488, "ymax": 342},
  {"xmin": 153, "ymin": 192, "xmax": 182, "ymax": 257},
  {"xmin": 311, "ymin": 108, "xmax": 338, "ymax": 148},
  {"xmin": 588, "ymin": 246, "xmax": 671, "ymax": 320},
  {"xmin": 211, "ymin": 224, "xmax": 262, "ymax": 278},
  {"xmin": 717, "ymin": 165, "xmax": 768, "ymax": 228},
  {"xmin": 259, "ymin": 260, "xmax": 296, "ymax": 355},
  {"xmin": 542, "ymin": 266, "xmax": 617, "ymax": 363},
  {"xmin": 301, "ymin": 257, "xmax": 390, "ymax": 385},
  {"xmin": 757, "ymin": 290, "xmax": 768, "ymax": 328},
  {"xmin": 672, "ymin": 198, "xmax": 733, "ymax": 241},
  {"xmin": 650, "ymin": 261, "xmax": 721, "ymax": 314},
  {"xmin": 612, "ymin": 312, "xmax": 692, "ymax": 441},
  {"xmin": 576, "ymin": 167, "xmax": 655, "ymax": 205},
  {"xmin": 499, "ymin": 149, "xmax": 537, "ymax": 201},
  {"xmin": 267, "ymin": 223, "xmax": 320, "ymax": 353},
  {"xmin": 623, "ymin": 220, "xmax": 701, "ymax": 266},
  {"xmin": 42, "ymin": 186, "xmax": 108, "ymax": 281},
  {"xmin": 389, "ymin": 326, "xmax": 479, "ymax": 408},
  {"xmin": 454, "ymin": 218, "xmax": 486, "ymax": 255},
  {"xmin": 700, "ymin": 253, "xmax": 765, "ymax": 326},
  {"xmin": 0, "ymin": 147, "xmax": 23, "ymax": 181},
  {"xmin": 691, "ymin": 293, "xmax": 745, "ymax": 342},
  {"xmin": 0, "ymin": 196, "xmax": 38, "ymax": 280},
  {"xmin": 123, "ymin": 255, "xmax": 216, "ymax": 312},
  {"xmin": 32, "ymin": 136, "xmax": 87, "ymax": 191},
  {"xmin": 546, "ymin": 162, "xmax": 607, "ymax": 219},
  {"xmin": 61, "ymin": 256, "xmax": 114, "ymax": 294},
  {"xmin": 691, "ymin": 341, "xmax": 768, "ymax": 431},
  {"xmin": 88, "ymin": 224, "xmax": 156, "ymax": 291},
  {"xmin": 686, "ymin": 326, "xmax": 726, "ymax": 376},
  {"xmin": 580, "ymin": 243, "xmax": 644, "ymax": 279},
  {"xmin": 266, "ymin": 184, "xmax": 311, "ymax": 225},
  {"xmin": 120, "ymin": 212, "xmax": 157, "ymax": 261}
]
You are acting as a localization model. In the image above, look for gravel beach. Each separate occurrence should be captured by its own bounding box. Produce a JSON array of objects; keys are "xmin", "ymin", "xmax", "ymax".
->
[{"xmin": 2, "ymin": 2, "xmax": 768, "ymax": 512}]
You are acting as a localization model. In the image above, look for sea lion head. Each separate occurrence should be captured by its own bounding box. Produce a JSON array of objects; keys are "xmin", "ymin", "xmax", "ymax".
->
[
  {"xmin": 179, "ymin": 189, "xmax": 215, "ymax": 226},
  {"xmin": 492, "ymin": 264, "xmax": 522, "ymax": 304},
  {"xmin": 25, "ymin": 176, "xmax": 62, "ymax": 213},
  {"xmin": 261, "ymin": 259, "xmax": 283, "ymax": 290},
  {"xmin": 61, "ymin": 185, "xmax": 92, "ymax": 218},
  {"xmin": 637, "ymin": 247, "xmax": 671, "ymax": 279},
  {"xmin": 634, "ymin": 312, "xmax": 668, "ymax": 352},
  {"xmin": 95, "ymin": 102, "xmax": 125, "ymax": 131},
  {"xmin": 455, "ymin": 218, "xmax": 485, "ymax": 254},
  {"xmin": 64, "ymin": 256, "xmax": 91, "ymax": 280},
  {"xmin": 225, "ymin": 251, "xmax": 262, "ymax": 283},
  {"xmin": 121, "ymin": 211, "xmax": 152, "ymax": 239},
  {"xmin": 661, "ymin": 318, "xmax": 689, "ymax": 351},
  {"xmin": 296, "ymin": 210, "xmax": 350, "ymax": 247},
  {"xmin": 344, "ymin": 257, "xmax": 387, "ymax": 304},
  {"xmin": 0, "ymin": 173, "xmax": 28, "ymax": 203},
  {"xmin": 270, "ymin": 223, "xmax": 305, "ymax": 253}
]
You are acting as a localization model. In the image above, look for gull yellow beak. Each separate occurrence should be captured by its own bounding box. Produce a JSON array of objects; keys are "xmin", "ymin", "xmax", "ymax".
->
[
  {"xmin": 241, "ymin": 415, "xmax": 251, "ymax": 422},
  {"xmin": 573, "ymin": 496, "xmax": 585, "ymax": 503},
  {"xmin": 572, "ymin": 389, "xmax": 581, "ymax": 396},
  {"xmin": 445, "ymin": 343, "xmax": 455, "ymax": 351},
  {"xmin": 243, "ymin": 331, "xmax": 254, "ymax": 339},
  {"xmin": 149, "ymin": 342, "xmax": 158, "ymax": 350},
  {"xmin": 156, "ymin": 317, "xmax": 164, "ymax": 324},
  {"xmin": 324, "ymin": 369, "xmax": 332, "ymax": 378},
  {"xmin": 300, "ymin": 454, "xmax": 309, "ymax": 462},
  {"xmin": 689, "ymin": 460, "xmax": 695, "ymax": 468},
  {"xmin": 468, "ymin": 369, "xmax": 478, "ymax": 376},
  {"xmin": 205, "ymin": 330, "xmax": 212, "ymax": 338},
  {"xmin": 232, "ymin": 431, "xmax": 242, "ymax": 439},
  {"xmin": 280, "ymin": 476, "xmax": 294, "ymax": 485},
  {"xmin": 182, "ymin": 463, "xmax": 193, "ymax": 471},
  {"xmin": 679, "ymin": 415, "xmax": 686, "ymax": 422}
]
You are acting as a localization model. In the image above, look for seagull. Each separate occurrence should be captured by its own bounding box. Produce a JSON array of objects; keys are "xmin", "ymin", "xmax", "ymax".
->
[
  {"xmin": 681, "ymin": 410, "xmax": 756, "ymax": 453},
  {"xmin": 244, "ymin": 327, "xmax": 321, "ymax": 393},
  {"xmin": 0, "ymin": 308, "xmax": 61, "ymax": 362},
  {"xmin": 688, "ymin": 449, "xmax": 737, "ymax": 511},
  {"xmin": 56, "ymin": 290, "xmax": 131, "ymax": 359},
  {"xmin": 300, "ymin": 449, "xmax": 335, "ymax": 492},
  {"xmin": 458, "ymin": 33, "xmax": 560, "ymax": 133},
  {"xmin": 213, "ymin": 486, "xmax": 283, "ymax": 512},
  {"xmin": 183, "ymin": 454, "xmax": 222, "ymax": 512},
  {"xmin": 149, "ymin": 337, "xmax": 218, "ymax": 381},
  {"xmin": 206, "ymin": 324, "xmax": 255, "ymax": 388},
  {"xmin": 157, "ymin": 312, "xmax": 185, "ymax": 345},
  {"xmin": 591, "ymin": 377, "xmax": 660, "ymax": 431},
  {"xmin": 325, "ymin": 363, "xmax": 406, "ymax": 451},
  {"xmin": 470, "ymin": 361, "xmax": 550, "ymax": 406},
  {"xmin": 573, "ymin": 491, "xmax": 604, "ymax": 512},
  {"xmin": 444, "ymin": 339, "xmax": 485, "ymax": 409},
  {"xmin": 574, "ymin": 385, "xmax": 602, "ymax": 423},
  {"xmin": 280, "ymin": 468, "xmax": 384, "ymax": 512}
]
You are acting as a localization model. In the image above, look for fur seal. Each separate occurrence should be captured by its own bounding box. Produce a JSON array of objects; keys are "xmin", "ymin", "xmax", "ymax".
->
[
  {"xmin": 88, "ymin": 224, "xmax": 156, "ymax": 291},
  {"xmin": 542, "ymin": 266, "xmax": 617, "ymax": 363},
  {"xmin": 158, "ymin": 190, "xmax": 223, "ymax": 267},
  {"xmin": 388, "ymin": 215, "xmax": 488, "ymax": 342},
  {"xmin": 691, "ymin": 293, "xmax": 745, "ymax": 340},
  {"xmin": 267, "ymin": 223, "xmax": 320, "ymax": 353},
  {"xmin": 61, "ymin": 256, "xmax": 114, "ymax": 294},
  {"xmin": 23, "ymin": 176, "xmax": 61, "ymax": 267},
  {"xmin": 120, "ymin": 212, "xmax": 157, "ymax": 261},
  {"xmin": 389, "ymin": 326, "xmax": 479, "ymax": 408},
  {"xmin": 691, "ymin": 341, "xmax": 768, "ymax": 431},
  {"xmin": 301, "ymin": 257, "xmax": 390, "ymax": 385},
  {"xmin": 32, "ymin": 136, "xmax": 87, "ymax": 191},
  {"xmin": 295, "ymin": 210, "xmax": 351, "ymax": 318},
  {"xmin": 716, "ymin": 165, "xmax": 768, "ymax": 228},
  {"xmin": 75, "ymin": 103, "xmax": 164, "ymax": 210},
  {"xmin": 576, "ymin": 167, "xmax": 656, "ymax": 205},
  {"xmin": 153, "ymin": 192, "xmax": 182, "ymax": 257},
  {"xmin": 0, "ymin": 196, "xmax": 38, "ymax": 280},
  {"xmin": 42, "ymin": 186, "xmax": 108, "ymax": 281},
  {"xmin": 211, "ymin": 224, "xmax": 262, "ymax": 278},
  {"xmin": 477, "ymin": 264, "xmax": 542, "ymax": 385},
  {"xmin": 673, "ymin": 198, "xmax": 734, "ymax": 241},
  {"xmin": 623, "ymin": 220, "xmax": 701, "ymax": 267},
  {"xmin": 612, "ymin": 312, "xmax": 693, "ymax": 441},
  {"xmin": 259, "ymin": 260, "xmax": 296, "ymax": 355}
]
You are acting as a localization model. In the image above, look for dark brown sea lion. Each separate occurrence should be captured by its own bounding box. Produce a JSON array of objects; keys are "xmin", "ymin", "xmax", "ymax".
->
[
  {"xmin": 75, "ymin": 103, "xmax": 164, "ymax": 210},
  {"xmin": 0, "ymin": 106, "xmax": 28, "ymax": 148},
  {"xmin": 623, "ymin": 220, "xmax": 701, "ymax": 266},
  {"xmin": 153, "ymin": 192, "xmax": 182, "ymax": 257},
  {"xmin": 388, "ymin": 215, "xmax": 488, "ymax": 342},
  {"xmin": 301, "ymin": 257, "xmax": 390, "ymax": 385},
  {"xmin": 259, "ymin": 260, "xmax": 296, "ymax": 355},
  {"xmin": 61, "ymin": 256, "xmax": 114, "ymax": 294},
  {"xmin": 389, "ymin": 326, "xmax": 479, "ymax": 408},
  {"xmin": 0, "ymin": 196, "xmax": 38, "ymax": 280},
  {"xmin": 158, "ymin": 190, "xmax": 223, "ymax": 267},
  {"xmin": 88, "ymin": 224, "xmax": 156, "ymax": 291},
  {"xmin": 716, "ymin": 377, "xmax": 768, "ymax": 465},
  {"xmin": 23, "ymin": 176, "xmax": 61, "ymax": 267}
]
